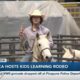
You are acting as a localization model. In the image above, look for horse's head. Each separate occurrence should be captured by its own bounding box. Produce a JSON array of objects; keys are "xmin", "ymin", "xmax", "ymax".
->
[
  {"xmin": 62, "ymin": 47, "xmax": 80, "ymax": 62},
  {"xmin": 62, "ymin": 47, "xmax": 74, "ymax": 62},
  {"xmin": 63, "ymin": 47, "xmax": 75, "ymax": 58},
  {"xmin": 35, "ymin": 33, "xmax": 52, "ymax": 62}
]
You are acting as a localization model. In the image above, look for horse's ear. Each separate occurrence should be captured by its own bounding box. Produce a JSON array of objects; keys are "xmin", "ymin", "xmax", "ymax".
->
[
  {"xmin": 63, "ymin": 46, "xmax": 67, "ymax": 51},
  {"xmin": 36, "ymin": 33, "xmax": 39, "ymax": 39},
  {"xmin": 46, "ymin": 32, "xmax": 49, "ymax": 38}
]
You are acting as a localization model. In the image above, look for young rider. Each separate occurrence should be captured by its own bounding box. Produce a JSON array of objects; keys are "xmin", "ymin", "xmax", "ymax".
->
[{"xmin": 19, "ymin": 9, "xmax": 53, "ymax": 61}]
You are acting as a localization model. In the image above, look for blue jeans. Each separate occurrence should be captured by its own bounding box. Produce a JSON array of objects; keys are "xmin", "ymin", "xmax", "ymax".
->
[{"xmin": 21, "ymin": 53, "xmax": 32, "ymax": 62}]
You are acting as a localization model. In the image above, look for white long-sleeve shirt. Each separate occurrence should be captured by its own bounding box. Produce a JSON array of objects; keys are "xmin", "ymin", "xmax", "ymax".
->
[{"xmin": 23, "ymin": 25, "xmax": 53, "ymax": 50}]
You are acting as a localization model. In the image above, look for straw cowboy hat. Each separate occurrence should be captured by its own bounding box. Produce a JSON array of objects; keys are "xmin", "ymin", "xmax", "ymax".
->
[
  {"xmin": 29, "ymin": 9, "xmax": 44, "ymax": 24},
  {"xmin": 29, "ymin": 9, "xmax": 44, "ymax": 17}
]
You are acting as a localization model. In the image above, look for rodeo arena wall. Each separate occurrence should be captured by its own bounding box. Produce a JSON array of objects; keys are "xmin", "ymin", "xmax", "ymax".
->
[{"xmin": 0, "ymin": 1, "xmax": 80, "ymax": 62}]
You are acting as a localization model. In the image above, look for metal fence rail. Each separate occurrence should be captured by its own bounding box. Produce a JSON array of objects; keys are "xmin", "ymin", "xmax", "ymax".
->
[{"xmin": 0, "ymin": 35, "xmax": 80, "ymax": 62}]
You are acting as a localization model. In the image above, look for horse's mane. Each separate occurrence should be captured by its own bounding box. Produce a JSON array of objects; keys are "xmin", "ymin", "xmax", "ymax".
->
[{"xmin": 32, "ymin": 38, "xmax": 38, "ymax": 53}]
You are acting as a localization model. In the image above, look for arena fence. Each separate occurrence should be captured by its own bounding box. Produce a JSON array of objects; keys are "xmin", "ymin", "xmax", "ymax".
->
[{"xmin": 0, "ymin": 35, "xmax": 80, "ymax": 62}]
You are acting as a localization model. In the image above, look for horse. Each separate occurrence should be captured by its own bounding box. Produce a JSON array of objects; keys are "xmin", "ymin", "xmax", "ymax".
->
[
  {"xmin": 31, "ymin": 33, "xmax": 52, "ymax": 62},
  {"xmin": 62, "ymin": 47, "xmax": 80, "ymax": 62},
  {"xmin": 20, "ymin": 33, "xmax": 52, "ymax": 62}
]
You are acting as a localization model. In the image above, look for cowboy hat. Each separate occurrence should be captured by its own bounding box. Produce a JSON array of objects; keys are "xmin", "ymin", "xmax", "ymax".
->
[{"xmin": 29, "ymin": 9, "xmax": 44, "ymax": 17}]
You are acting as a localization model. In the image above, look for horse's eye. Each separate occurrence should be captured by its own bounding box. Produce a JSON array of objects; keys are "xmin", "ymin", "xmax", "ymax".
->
[{"xmin": 38, "ymin": 44, "xmax": 41, "ymax": 46}]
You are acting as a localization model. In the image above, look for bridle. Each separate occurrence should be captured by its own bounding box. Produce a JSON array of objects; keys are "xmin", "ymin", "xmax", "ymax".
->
[{"xmin": 39, "ymin": 47, "xmax": 50, "ymax": 55}]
